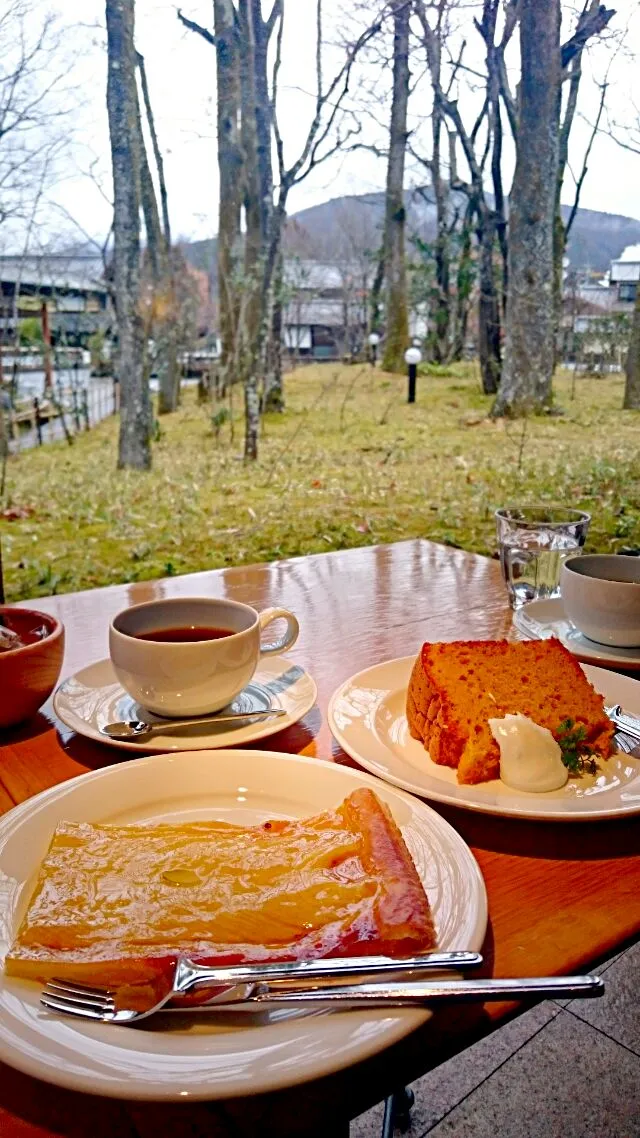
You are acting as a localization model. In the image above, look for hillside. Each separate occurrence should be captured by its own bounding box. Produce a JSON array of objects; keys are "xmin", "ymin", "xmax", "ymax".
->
[
  {"xmin": 179, "ymin": 188, "xmax": 640, "ymax": 281},
  {"xmin": 290, "ymin": 189, "xmax": 640, "ymax": 272}
]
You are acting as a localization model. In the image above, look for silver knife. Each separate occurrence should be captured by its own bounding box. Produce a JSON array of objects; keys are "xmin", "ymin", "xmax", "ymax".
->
[
  {"xmin": 206, "ymin": 973, "xmax": 605, "ymax": 1010},
  {"xmin": 168, "ymin": 951, "xmax": 484, "ymax": 997}
]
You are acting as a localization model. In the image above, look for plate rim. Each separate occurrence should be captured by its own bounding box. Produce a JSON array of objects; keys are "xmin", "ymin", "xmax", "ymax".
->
[
  {"xmin": 0, "ymin": 747, "xmax": 487, "ymax": 1101},
  {"xmin": 513, "ymin": 597, "xmax": 640, "ymax": 670},
  {"xmin": 328, "ymin": 655, "xmax": 640, "ymax": 822},
  {"xmin": 53, "ymin": 655, "xmax": 318, "ymax": 752}
]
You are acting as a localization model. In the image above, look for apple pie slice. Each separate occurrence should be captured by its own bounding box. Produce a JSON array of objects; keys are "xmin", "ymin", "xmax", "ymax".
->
[{"xmin": 6, "ymin": 788, "xmax": 436, "ymax": 1001}]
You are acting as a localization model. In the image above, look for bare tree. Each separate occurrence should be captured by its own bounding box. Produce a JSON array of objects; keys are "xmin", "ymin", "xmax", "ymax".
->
[
  {"xmin": 415, "ymin": 0, "xmax": 517, "ymax": 393},
  {"xmin": 0, "ymin": 2, "xmax": 71, "ymax": 232},
  {"xmin": 261, "ymin": 1, "xmax": 380, "ymax": 413},
  {"xmin": 106, "ymin": 0, "xmax": 151, "ymax": 470},
  {"xmin": 602, "ymin": 109, "xmax": 640, "ymax": 408},
  {"xmin": 624, "ymin": 285, "xmax": 640, "ymax": 410},
  {"xmin": 492, "ymin": 0, "xmax": 561, "ymax": 416},
  {"xmin": 381, "ymin": 0, "xmax": 410, "ymax": 373},
  {"xmin": 493, "ymin": 0, "xmax": 616, "ymax": 416},
  {"xmin": 412, "ymin": 0, "xmax": 460, "ymax": 365},
  {"xmin": 414, "ymin": 0, "xmax": 616, "ymax": 395},
  {"xmin": 137, "ymin": 50, "xmax": 180, "ymax": 414},
  {"xmin": 180, "ymin": 0, "xmax": 380, "ymax": 457},
  {"xmin": 552, "ymin": 2, "xmax": 615, "ymax": 356}
]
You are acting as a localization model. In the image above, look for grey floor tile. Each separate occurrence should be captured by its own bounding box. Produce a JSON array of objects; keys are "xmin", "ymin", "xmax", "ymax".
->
[
  {"xmin": 350, "ymin": 1001, "xmax": 559, "ymax": 1138},
  {"xmin": 553, "ymin": 944, "xmax": 629, "ymax": 1008},
  {"xmin": 424, "ymin": 1009, "xmax": 640, "ymax": 1138},
  {"xmin": 350, "ymin": 1100, "xmax": 385, "ymax": 1138},
  {"xmin": 564, "ymin": 940, "xmax": 640, "ymax": 1054}
]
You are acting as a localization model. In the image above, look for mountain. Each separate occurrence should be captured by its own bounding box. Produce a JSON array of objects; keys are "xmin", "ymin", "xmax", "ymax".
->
[
  {"xmin": 179, "ymin": 189, "xmax": 640, "ymax": 280},
  {"xmin": 290, "ymin": 189, "xmax": 640, "ymax": 273}
]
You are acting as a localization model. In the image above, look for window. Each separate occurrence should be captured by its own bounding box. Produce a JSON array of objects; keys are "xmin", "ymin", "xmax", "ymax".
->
[{"xmin": 618, "ymin": 282, "xmax": 637, "ymax": 303}]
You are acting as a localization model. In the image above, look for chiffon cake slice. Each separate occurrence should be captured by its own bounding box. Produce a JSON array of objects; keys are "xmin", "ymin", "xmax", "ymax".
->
[
  {"xmin": 407, "ymin": 638, "xmax": 614, "ymax": 784},
  {"xmin": 6, "ymin": 788, "xmax": 436, "ymax": 1000}
]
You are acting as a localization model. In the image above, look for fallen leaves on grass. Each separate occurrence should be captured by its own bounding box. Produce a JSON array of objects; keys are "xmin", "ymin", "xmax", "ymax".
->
[
  {"xmin": 1, "ymin": 505, "xmax": 35, "ymax": 521},
  {"xmin": 1, "ymin": 363, "xmax": 638, "ymax": 602}
]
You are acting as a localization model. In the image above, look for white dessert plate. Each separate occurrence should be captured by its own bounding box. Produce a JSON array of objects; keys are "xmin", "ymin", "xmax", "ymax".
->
[
  {"xmin": 53, "ymin": 655, "xmax": 317, "ymax": 751},
  {"xmin": 513, "ymin": 597, "xmax": 640, "ymax": 671},
  {"xmin": 0, "ymin": 749, "xmax": 486, "ymax": 1101},
  {"xmin": 328, "ymin": 657, "xmax": 640, "ymax": 821}
]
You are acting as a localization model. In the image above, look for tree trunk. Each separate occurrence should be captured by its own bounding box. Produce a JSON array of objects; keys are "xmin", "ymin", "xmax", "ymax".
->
[
  {"xmin": 493, "ymin": 0, "xmax": 561, "ymax": 417},
  {"xmin": 238, "ymin": 0, "xmax": 265, "ymax": 457},
  {"xmin": 452, "ymin": 202, "xmax": 474, "ymax": 361},
  {"xmin": 137, "ymin": 51, "xmax": 179, "ymax": 414},
  {"xmin": 624, "ymin": 286, "xmax": 640, "ymax": 409},
  {"xmin": 214, "ymin": 0, "xmax": 243, "ymax": 390},
  {"xmin": 106, "ymin": 0, "xmax": 151, "ymax": 470},
  {"xmin": 551, "ymin": 4, "xmax": 615, "ymax": 367},
  {"xmin": 381, "ymin": 0, "xmax": 410, "ymax": 374},
  {"xmin": 369, "ymin": 253, "xmax": 385, "ymax": 336},
  {"xmin": 552, "ymin": 57, "xmax": 579, "ymax": 370},
  {"xmin": 263, "ymin": 250, "xmax": 284, "ymax": 411},
  {"xmin": 244, "ymin": 372, "xmax": 260, "ymax": 459},
  {"xmin": 138, "ymin": 134, "xmax": 173, "ymax": 413},
  {"xmin": 477, "ymin": 210, "xmax": 501, "ymax": 394},
  {"xmin": 430, "ymin": 107, "xmax": 451, "ymax": 364},
  {"xmin": 421, "ymin": 10, "xmax": 451, "ymax": 366},
  {"xmin": 252, "ymin": 0, "xmax": 274, "ymax": 253},
  {"xmin": 251, "ymin": 0, "xmax": 282, "ymax": 412}
]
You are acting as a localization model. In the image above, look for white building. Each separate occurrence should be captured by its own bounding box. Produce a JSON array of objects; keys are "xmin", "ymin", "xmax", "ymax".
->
[{"xmin": 610, "ymin": 260, "xmax": 640, "ymax": 307}]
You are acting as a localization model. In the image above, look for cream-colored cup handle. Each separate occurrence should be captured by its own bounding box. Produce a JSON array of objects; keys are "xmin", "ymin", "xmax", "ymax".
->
[{"xmin": 258, "ymin": 608, "xmax": 300, "ymax": 656}]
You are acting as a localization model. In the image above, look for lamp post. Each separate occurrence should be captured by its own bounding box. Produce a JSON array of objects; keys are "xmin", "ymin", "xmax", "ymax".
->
[
  {"xmin": 404, "ymin": 344, "xmax": 422, "ymax": 403},
  {"xmin": 368, "ymin": 331, "xmax": 380, "ymax": 367}
]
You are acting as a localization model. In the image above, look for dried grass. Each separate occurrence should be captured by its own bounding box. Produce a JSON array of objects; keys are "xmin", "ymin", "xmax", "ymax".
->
[{"xmin": 2, "ymin": 362, "xmax": 638, "ymax": 602}]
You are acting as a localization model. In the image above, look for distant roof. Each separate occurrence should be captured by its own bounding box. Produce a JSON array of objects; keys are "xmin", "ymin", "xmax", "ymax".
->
[
  {"xmin": 0, "ymin": 255, "xmax": 107, "ymax": 295},
  {"xmin": 610, "ymin": 260, "xmax": 640, "ymax": 282},
  {"xmin": 283, "ymin": 297, "xmax": 369, "ymax": 327},
  {"xmin": 283, "ymin": 259, "xmax": 372, "ymax": 291},
  {"xmin": 283, "ymin": 299, "xmax": 345, "ymax": 326}
]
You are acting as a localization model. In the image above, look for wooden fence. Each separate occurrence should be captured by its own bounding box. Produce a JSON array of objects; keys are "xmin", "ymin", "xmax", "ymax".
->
[{"xmin": 5, "ymin": 379, "xmax": 119, "ymax": 451}]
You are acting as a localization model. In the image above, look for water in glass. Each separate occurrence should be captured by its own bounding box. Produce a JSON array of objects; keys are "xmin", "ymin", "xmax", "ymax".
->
[{"xmin": 499, "ymin": 528, "xmax": 580, "ymax": 608}]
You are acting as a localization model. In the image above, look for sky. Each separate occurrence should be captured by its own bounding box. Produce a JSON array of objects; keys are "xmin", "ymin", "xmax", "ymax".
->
[{"xmin": 4, "ymin": 0, "xmax": 640, "ymax": 251}]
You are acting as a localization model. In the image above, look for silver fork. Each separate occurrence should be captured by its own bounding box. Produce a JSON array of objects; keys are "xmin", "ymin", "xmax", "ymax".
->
[
  {"xmin": 614, "ymin": 732, "xmax": 640, "ymax": 755},
  {"xmin": 40, "ymin": 950, "xmax": 482, "ymax": 1023},
  {"xmin": 606, "ymin": 705, "xmax": 640, "ymax": 740},
  {"xmin": 604, "ymin": 704, "xmax": 640, "ymax": 755},
  {"xmin": 40, "ymin": 972, "xmax": 604, "ymax": 1025}
]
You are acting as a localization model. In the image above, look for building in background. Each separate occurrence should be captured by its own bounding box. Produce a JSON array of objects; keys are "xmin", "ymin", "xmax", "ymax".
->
[
  {"xmin": 561, "ymin": 259, "xmax": 638, "ymax": 371},
  {"xmin": 609, "ymin": 260, "xmax": 640, "ymax": 307},
  {"xmin": 282, "ymin": 260, "xmax": 370, "ymax": 361},
  {"xmin": 0, "ymin": 255, "xmax": 110, "ymax": 346}
]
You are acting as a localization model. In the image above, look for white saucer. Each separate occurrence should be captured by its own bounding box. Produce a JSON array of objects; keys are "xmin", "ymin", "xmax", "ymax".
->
[
  {"xmin": 328, "ymin": 656, "xmax": 640, "ymax": 821},
  {"xmin": 0, "ymin": 749, "xmax": 486, "ymax": 1100},
  {"xmin": 513, "ymin": 597, "xmax": 640, "ymax": 671},
  {"xmin": 53, "ymin": 656, "xmax": 317, "ymax": 752}
]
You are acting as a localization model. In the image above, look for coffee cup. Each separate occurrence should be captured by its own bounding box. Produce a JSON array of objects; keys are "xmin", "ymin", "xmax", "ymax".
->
[
  {"xmin": 560, "ymin": 555, "xmax": 640, "ymax": 648},
  {"xmin": 109, "ymin": 597, "xmax": 299, "ymax": 716}
]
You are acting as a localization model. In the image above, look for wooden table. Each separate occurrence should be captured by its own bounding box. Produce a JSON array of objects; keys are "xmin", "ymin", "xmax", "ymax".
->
[{"xmin": 1, "ymin": 540, "xmax": 638, "ymax": 1138}]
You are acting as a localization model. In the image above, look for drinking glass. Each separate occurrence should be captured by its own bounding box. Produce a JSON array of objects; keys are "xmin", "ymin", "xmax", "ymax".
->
[{"xmin": 495, "ymin": 506, "xmax": 591, "ymax": 609}]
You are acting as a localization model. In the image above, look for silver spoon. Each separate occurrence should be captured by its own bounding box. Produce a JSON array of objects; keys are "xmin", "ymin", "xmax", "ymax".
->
[{"xmin": 101, "ymin": 708, "xmax": 287, "ymax": 741}]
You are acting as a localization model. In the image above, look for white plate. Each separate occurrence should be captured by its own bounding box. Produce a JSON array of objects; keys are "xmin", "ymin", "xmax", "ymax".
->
[
  {"xmin": 513, "ymin": 597, "xmax": 640, "ymax": 671},
  {"xmin": 53, "ymin": 656, "xmax": 317, "ymax": 751},
  {"xmin": 0, "ymin": 749, "xmax": 487, "ymax": 1101},
  {"xmin": 328, "ymin": 657, "xmax": 640, "ymax": 821}
]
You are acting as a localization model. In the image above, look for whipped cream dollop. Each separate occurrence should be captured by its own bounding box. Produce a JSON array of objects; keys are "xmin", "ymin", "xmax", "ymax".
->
[{"xmin": 488, "ymin": 713, "xmax": 569, "ymax": 793}]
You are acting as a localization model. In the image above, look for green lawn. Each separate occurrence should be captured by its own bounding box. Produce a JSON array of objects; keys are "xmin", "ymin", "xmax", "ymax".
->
[{"xmin": 2, "ymin": 362, "xmax": 639, "ymax": 602}]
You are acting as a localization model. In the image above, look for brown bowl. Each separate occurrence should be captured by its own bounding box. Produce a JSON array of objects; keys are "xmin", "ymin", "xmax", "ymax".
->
[{"xmin": 0, "ymin": 607, "xmax": 64, "ymax": 729}]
